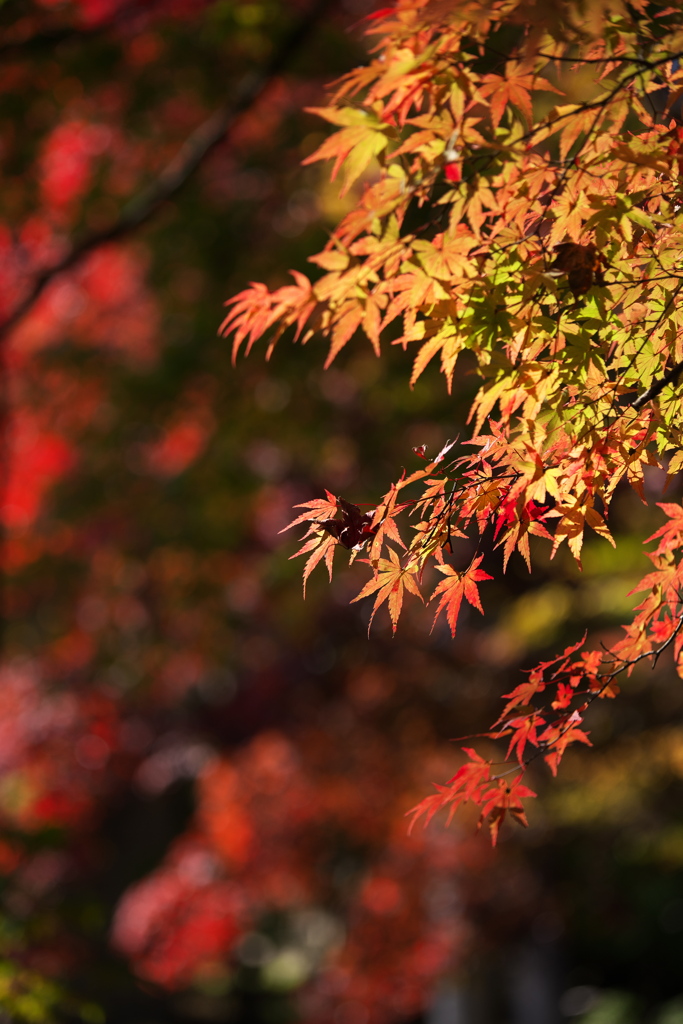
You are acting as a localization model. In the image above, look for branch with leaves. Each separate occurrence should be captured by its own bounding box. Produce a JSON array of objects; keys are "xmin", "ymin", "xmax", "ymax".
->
[
  {"xmin": 629, "ymin": 358, "xmax": 683, "ymax": 410},
  {"xmin": 408, "ymin": 604, "xmax": 683, "ymax": 844},
  {"xmin": 223, "ymin": 0, "xmax": 683, "ymax": 840}
]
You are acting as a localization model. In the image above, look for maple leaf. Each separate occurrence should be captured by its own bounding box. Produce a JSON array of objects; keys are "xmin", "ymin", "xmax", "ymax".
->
[
  {"xmin": 480, "ymin": 779, "xmax": 537, "ymax": 845},
  {"xmin": 351, "ymin": 547, "xmax": 422, "ymax": 633},
  {"xmin": 479, "ymin": 63, "xmax": 562, "ymax": 129},
  {"xmin": 550, "ymin": 103, "xmax": 604, "ymax": 161},
  {"xmin": 368, "ymin": 482, "xmax": 408, "ymax": 562},
  {"xmin": 406, "ymin": 747, "xmax": 493, "ymax": 832},
  {"xmin": 548, "ymin": 499, "xmax": 613, "ymax": 565},
  {"xmin": 498, "ymin": 673, "xmax": 546, "ymax": 719},
  {"xmin": 547, "ymin": 191, "xmax": 595, "ymax": 247},
  {"xmin": 551, "ymin": 683, "xmax": 576, "ymax": 710},
  {"xmin": 290, "ymin": 531, "xmax": 338, "ymax": 597},
  {"xmin": 412, "ymin": 230, "xmax": 477, "ymax": 280},
  {"xmin": 303, "ymin": 107, "xmax": 389, "ymax": 195},
  {"xmin": 540, "ymin": 712, "xmax": 592, "ymax": 776},
  {"xmin": 504, "ymin": 712, "xmax": 543, "ymax": 766},
  {"xmin": 646, "ymin": 502, "xmax": 683, "ymax": 556},
  {"xmin": 409, "ymin": 324, "xmax": 464, "ymax": 391},
  {"xmin": 221, "ymin": 272, "xmax": 315, "ymax": 362},
  {"xmin": 429, "ymin": 555, "xmax": 493, "ymax": 637},
  {"xmin": 281, "ymin": 490, "xmax": 340, "ymax": 533}
]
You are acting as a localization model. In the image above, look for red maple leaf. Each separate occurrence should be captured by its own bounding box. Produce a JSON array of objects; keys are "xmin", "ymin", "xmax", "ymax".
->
[{"xmin": 430, "ymin": 555, "xmax": 493, "ymax": 637}]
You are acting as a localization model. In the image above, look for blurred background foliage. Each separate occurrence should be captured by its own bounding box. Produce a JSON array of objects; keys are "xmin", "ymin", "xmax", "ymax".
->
[{"xmin": 3, "ymin": 1, "xmax": 683, "ymax": 1022}]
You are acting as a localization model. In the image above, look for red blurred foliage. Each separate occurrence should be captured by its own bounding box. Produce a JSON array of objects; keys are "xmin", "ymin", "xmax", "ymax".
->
[
  {"xmin": 9, "ymin": 245, "xmax": 160, "ymax": 363},
  {"xmin": 141, "ymin": 382, "xmax": 215, "ymax": 478},
  {"xmin": 112, "ymin": 729, "xmax": 481, "ymax": 1020},
  {"xmin": 113, "ymin": 838, "xmax": 245, "ymax": 988},
  {"xmin": 3, "ymin": 240, "xmax": 160, "ymax": 565},
  {"xmin": 0, "ymin": 661, "xmax": 119, "ymax": 831},
  {"xmin": 3, "ymin": 411, "xmax": 76, "ymax": 530},
  {"xmin": 40, "ymin": 121, "xmax": 112, "ymax": 215},
  {"xmin": 35, "ymin": 0, "xmax": 209, "ymax": 28}
]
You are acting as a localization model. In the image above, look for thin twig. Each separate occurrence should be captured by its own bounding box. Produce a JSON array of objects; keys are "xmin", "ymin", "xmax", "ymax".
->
[
  {"xmin": 489, "ymin": 611, "xmax": 683, "ymax": 786},
  {"xmin": 536, "ymin": 51, "xmax": 671, "ymax": 68},
  {"xmin": 529, "ymin": 611, "xmax": 683, "ymax": 767},
  {"xmin": 0, "ymin": 0, "xmax": 332, "ymax": 343}
]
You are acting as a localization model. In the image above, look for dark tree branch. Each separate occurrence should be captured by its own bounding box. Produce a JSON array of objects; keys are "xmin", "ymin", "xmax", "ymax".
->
[
  {"xmin": 0, "ymin": 0, "xmax": 155, "ymax": 58},
  {"xmin": 0, "ymin": 0, "xmax": 332, "ymax": 342},
  {"xmin": 629, "ymin": 359, "xmax": 683, "ymax": 409}
]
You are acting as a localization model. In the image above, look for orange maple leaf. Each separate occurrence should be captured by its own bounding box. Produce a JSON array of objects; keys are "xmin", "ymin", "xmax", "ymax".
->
[
  {"xmin": 351, "ymin": 547, "xmax": 422, "ymax": 633},
  {"xmin": 290, "ymin": 532, "xmax": 338, "ymax": 597},
  {"xmin": 479, "ymin": 63, "xmax": 562, "ymax": 130},
  {"xmin": 281, "ymin": 490, "xmax": 339, "ymax": 533}
]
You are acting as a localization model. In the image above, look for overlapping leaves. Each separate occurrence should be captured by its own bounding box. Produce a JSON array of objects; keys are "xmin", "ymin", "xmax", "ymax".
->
[{"xmin": 224, "ymin": 0, "xmax": 683, "ymax": 840}]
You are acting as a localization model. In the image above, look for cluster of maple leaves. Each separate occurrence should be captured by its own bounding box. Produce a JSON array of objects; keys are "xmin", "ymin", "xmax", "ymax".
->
[
  {"xmin": 4, "ymin": 1, "xmax": 512, "ymax": 1017},
  {"xmin": 223, "ymin": 0, "xmax": 683, "ymax": 841}
]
